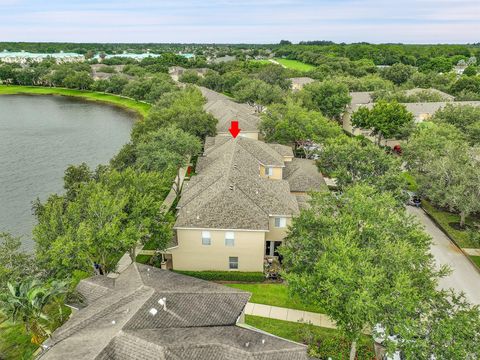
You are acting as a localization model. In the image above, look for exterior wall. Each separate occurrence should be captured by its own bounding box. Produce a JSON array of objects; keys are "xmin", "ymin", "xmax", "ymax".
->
[
  {"xmin": 259, "ymin": 165, "xmax": 283, "ymax": 180},
  {"xmin": 283, "ymin": 156, "xmax": 294, "ymax": 162},
  {"xmin": 218, "ymin": 131, "xmax": 259, "ymax": 140},
  {"xmin": 265, "ymin": 216, "xmax": 292, "ymax": 241},
  {"xmin": 170, "ymin": 229, "xmax": 266, "ymax": 272}
]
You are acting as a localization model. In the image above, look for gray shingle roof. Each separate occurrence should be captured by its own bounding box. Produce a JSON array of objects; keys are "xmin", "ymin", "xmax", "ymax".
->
[
  {"xmin": 175, "ymin": 137, "xmax": 299, "ymax": 230},
  {"xmin": 289, "ymin": 77, "xmax": 315, "ymax": 86},
  {"xmin": 284, "ymin": 158, "xmax": 326, "ymax": 193},
  {"xmin": 40, "ymin": 263, "xmax": 304, "ymax": 360}
]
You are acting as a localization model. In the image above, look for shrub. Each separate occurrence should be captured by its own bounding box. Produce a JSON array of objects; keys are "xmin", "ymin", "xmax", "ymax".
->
[{"xmin": 174, "ymin": 270, "xmax": 265, "ymax": 282}]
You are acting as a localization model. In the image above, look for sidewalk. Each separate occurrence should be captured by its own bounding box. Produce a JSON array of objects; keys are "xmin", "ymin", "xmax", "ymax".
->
[
  {"xmin": 244, "ymin": 302, "xmax": 337, "ymax": 329},
  {"xmin": 108, "ymin": 165, "xmax": 188, "ymax": 278}
]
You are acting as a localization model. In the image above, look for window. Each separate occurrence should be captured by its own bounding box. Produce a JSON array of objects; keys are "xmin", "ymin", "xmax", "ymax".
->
[
  {"xmin": 225, "ymin": 231, "xmax": 235, "ymax": 247},
  {"xmin": 229, "ymin": 256, "xmax": 238, "ymax": 270},
  {"xmin": 274, "ymin": 217, "xmax": 287, "ymax": 228},
  {"xmin": 201, "ymin": 231, "xmax": 211, "ymax": 245},
  {"xmin": 265, "ymin": 167, "xmax": 273, "ymax": 176}
]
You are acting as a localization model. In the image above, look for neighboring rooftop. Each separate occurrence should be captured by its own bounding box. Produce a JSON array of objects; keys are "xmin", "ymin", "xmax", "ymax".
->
[
  {"xmin": 289, "ymin": 77, "xmax": 315, "ymax": 90},
  {"xmin": 404, "ymin": 87, "xmax": 455, "ymax": 101},
  {"xmin": 39, "ymin": 263, "xmax": 308, "ymax": 360},
  {"xmin": 349, "ymin": 91, "xmax": 374, "ymax": 106},
  {"xmin": 284, "ymin": 158, "xmax": 326, "ymax": 193}
]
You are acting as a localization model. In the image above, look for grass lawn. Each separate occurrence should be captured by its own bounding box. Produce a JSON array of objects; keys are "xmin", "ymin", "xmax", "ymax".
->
[
  {"xmin": 402, "ymin": 172, "xmax": 418, "ymax": 192},
  {"xmin": 0, "ymin": 85, "xmax": 151, "ymax": 118},
  {"xmin": 245, "ymin": 315, "xmax": 374, "ymax": 359},
  {"xmin": 0, "ymin": 316, "xmax": 38, "ymax": 360},
  {"xmin": 422, "ymin": 200, "xmax": 478, "ymax": 248},
  {"xmin": 469, "ymin": 256, "xmax": 480, "ymax": 268},
  {"xmin": 226, "ymin": 283, "xmax": 324, "ymax": 313},
  {"xmin": 273, "ymin": 58, "xmax": 315, "ymax": 72}
]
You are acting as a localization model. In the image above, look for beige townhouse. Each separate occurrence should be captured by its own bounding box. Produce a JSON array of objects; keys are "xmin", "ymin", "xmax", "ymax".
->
[{"xmin": 167, "ymin": 136, "xmax": 325, "ymax": 272}]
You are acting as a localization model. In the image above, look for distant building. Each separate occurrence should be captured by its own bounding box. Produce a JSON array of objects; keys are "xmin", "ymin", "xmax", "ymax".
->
[
  {"xmin": 39, "ymin": 263, "xmax": 309, "ymax": 359},
  {"xmin": 0, "ymin": 51, "xmax": 85, "ymax": 64}
]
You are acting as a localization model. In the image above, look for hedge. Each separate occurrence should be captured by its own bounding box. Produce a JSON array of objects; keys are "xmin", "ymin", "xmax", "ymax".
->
[{"xmin": 173, "ymin": 270, "xmax": 265, "ymax": 282}]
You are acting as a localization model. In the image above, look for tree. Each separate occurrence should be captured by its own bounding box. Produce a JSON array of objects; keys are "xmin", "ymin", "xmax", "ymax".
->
[
  {"xmin": 431, "ymin": 103, "xmax": 480, "ymax": 145},
  {"xmin": 255, "ymin": 65, "xmax": 292, "ymax": 90},
  {"xmin": 62, "ymin": 71, "xmax": 93, "ymax": 90},
  {"xmin": 281, "ymin": 185, "xmax": 446, "ymax": 360},
  {"xmin": 232, "ymin": 78, "xmax": 284, "ymax": 112},
  {"xmin": 179, "ymin": 69, "xmax": 201, "ymax": 84},
  {"xmin": 63, "ymin": 162, "xmax": 94, "ymax": 200},
  {"xmin": 463, "ymin": 65, "xmax": 477, "ymax": 77},
  {"xmin": 380, "ymin": 63, "xmax": 415, "ymax": 85},
  {"xmin": 136, "ymin": 126, "xmax": 202, "ymax": 194},
  {"xmin": 259, "ymin": 101, "xmax": 342, "ymax": 157},
  {"xmin": 301, "ymin": 80, "xmax": 351, "ymax": 120},
  {"xmin": 351, "ymin": 100, "xmax": 414, "ymax": 145},
  {"xmin": 0, "ymin": 279, "xmax": 68, "ymax": 345},
  {"xmin": 134, "ymin": 87, "xmax": 217, "ymax": 139},
  {"xmin": 317, "ymin": 136, "xmax": 407, "ymax": 201},
  {"xmin": 404, "ymin": 123, "xmax": 480, "ymax": 227},
  {"xmin": 0, "ymin": 233, "xmax": 37, "ymax": 293},
  {"xmin": 419, "ymin": 56, "xmax": 453, "ymax": 73}
]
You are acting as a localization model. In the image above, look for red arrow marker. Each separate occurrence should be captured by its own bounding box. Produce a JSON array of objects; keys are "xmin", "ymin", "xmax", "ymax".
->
[{"xmin": 229, "ymin": 120, "xmax": 241, "ymax": 138}]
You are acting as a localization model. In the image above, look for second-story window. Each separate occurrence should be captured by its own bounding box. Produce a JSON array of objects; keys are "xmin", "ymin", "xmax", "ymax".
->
[
  {"xmin": 265, "ymin": 167, "xmax": 273, "ymax": 176},
  {"xmin": 225, "ymin": 231, "xmax": 235, "ymax": 247},
  {"xmin": 202, "ymin": 231, "xmax": 211, "ymax": 245},
  {"xmin": 274, "ymin": 217, "xmax": 287, "ymax": 228}
]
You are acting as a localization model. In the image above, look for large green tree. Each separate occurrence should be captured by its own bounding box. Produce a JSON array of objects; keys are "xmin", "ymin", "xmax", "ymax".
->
[
  {"xmin": 380, "ymin": 63, "xmax": 415, "ymax": 85},
  {"xmin": 281, "ymin": 185, "xmax": 446, "ymax": 360},
  {"xmin": 317, "ymin": 136, "xmax": 407, "ymax": 201},
  {"xmin": 301, "ymin": 80, "xmax": 351, "ymax": 120},
  {"xmin": 232, "ymin": 78, "xmax": 284, "ymax": 112},
  {"xmin": 351, "ymin": 100, "xmax": 414, "ymax": 144},
  {"xmin": 432, "ymin": 103, "xmax": 480, "ymax": 145},
  {"xmin": 259, "ymin": 101, "xmax": 342, "ymax": 157}
]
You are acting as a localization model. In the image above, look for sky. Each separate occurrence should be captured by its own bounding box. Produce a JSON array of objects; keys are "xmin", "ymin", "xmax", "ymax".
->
[{"xmin": 0, "ymin": 0, "xmax": 479, "ymax": 44}]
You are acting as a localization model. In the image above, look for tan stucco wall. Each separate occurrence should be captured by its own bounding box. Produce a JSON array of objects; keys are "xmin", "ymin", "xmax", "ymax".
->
[
  {"xmin": 265, "ymin": 217, "xmax": 291, "ymax": 241},
  {"xmin": 170, "ymin": 229, "xmax": 266, "ymax": 271},
  {"xmin": 259, "ymin": 165, "xmax": 283, "ymax": 180},
  {"xmin": 283, "ymin": 155, "xmax": 294, "ymax": 162}
]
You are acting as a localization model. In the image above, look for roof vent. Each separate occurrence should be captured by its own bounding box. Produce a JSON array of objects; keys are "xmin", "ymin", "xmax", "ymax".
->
[
  {"xmin": 158, "ymin": 297, "xmax": 167, "ymax": 311},
  {"xmin": 229, "ymin": 184, "xmax": 234, "ymax": 191},
  {"xmin": 262, "ymin": 339, "xmax": 265, "ymax": 344},
  {"xmin": 245, "ymin": 342, "xmax": 250, "ymax": 347},
  {"xmin": 149, "ymin": 308, "xmax": 158, "ymax": 316}
]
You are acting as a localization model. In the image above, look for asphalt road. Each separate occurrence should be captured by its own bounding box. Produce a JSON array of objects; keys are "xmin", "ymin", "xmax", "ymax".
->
[{"xmin": 407, "ymin": 206, "xmax": 480, "ymax": 305}]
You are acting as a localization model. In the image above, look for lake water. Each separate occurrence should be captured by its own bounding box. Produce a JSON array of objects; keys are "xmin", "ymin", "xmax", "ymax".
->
[{"xmin": 0, "ymin": 95, "xmax": 134, "ymax": 250}]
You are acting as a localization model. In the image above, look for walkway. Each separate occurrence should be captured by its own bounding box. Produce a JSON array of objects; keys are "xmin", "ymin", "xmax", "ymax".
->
[
  {"xmin": 109, "ymin": 165, "xmax": 188, "ymax": 277},
  {"xmin": 244, "ymin": 302, "xmax": 337, "ymax": 329},
  {"xmin": 406, "ymin": 206, "xmax": 480, "ymax": 305}
]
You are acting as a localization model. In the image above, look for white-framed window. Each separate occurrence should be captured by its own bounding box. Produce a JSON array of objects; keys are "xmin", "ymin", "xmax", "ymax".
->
[
  {"xmin": 201, "ymin": 231, "xmax": 211, "ymax": 245},
  {"xmin": 225, "ymin": 231, "xmax": 235, "ymax": 247},
  {"xmin": 265, "ymin": 167, "xmax": 273, "ymax": 176},
  {"xmin": 274, "ymin": 217, "xmax": 287, "ymax": 228},
  {"xmin": 229, "ymin": 256, "xmax": 238, "ymax": 270}
]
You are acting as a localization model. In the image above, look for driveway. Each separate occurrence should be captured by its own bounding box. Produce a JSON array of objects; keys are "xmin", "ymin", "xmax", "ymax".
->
[{"xmin": 407, "ymin": 206, "xmax": 480, "ymax": 305}]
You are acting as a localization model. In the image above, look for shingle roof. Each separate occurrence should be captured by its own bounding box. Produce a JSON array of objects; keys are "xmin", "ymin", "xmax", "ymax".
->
[
  {"xmin": 289, "ymin": 77, "xmax": 315, "ymax": 86},
  {"xmin": 198, "ymin": 86, "xmax": 260, "ymax": 133},
  {"xmin": 284, "ymin": 158, "xmax": 326, "ymax": 193},
  {"xmin": 175, "ymin": 137, "xmax": 299, "ymax": 230},
  {"xmin": 39, "ymin": 264, "xmax": 304, "ymax": 360},
  {"xmin": 349, "ymin": 92, "xmax": 373, "ymax": 105}
]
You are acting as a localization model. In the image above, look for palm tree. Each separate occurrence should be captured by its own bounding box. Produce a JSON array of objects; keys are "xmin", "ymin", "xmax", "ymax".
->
[{"xmin": 0, "ymin": 279, "xmax": 68, "ymax": 345}]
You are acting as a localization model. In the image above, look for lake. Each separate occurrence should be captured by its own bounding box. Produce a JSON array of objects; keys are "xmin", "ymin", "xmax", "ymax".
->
[{"xmin": 0, "ymin": 95, "xmax": 135, "ymax": 250}]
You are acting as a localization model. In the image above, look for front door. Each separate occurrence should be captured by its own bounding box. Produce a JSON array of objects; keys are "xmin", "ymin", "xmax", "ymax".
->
[{"xmin": 265, "ymin": 241, "xmax": 282, "ymax": 257}]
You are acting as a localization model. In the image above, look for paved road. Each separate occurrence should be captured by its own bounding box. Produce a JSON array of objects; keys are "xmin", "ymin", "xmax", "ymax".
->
[{"xmin": 407, "ymin": 206, "xmax": 480, "ymax": 305}]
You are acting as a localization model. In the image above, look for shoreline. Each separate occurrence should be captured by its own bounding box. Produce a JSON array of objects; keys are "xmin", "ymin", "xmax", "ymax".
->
[{"xmin": 0, "ymin": 85, "xmax": 151, "ymax": 119}]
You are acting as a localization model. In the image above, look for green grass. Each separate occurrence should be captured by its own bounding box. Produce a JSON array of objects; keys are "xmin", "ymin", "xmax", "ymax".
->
[
  {"xmin": 136, "ymin": 254, "xmax": 152, "ymax": 264},
  {"xmin": 0, "ymin": 316, "xmax": 38, "ymax": 360},
  {"xmin": 0, "ymin": 85, "xmax": 151, "ymax": 118},
  {"xmin": 226, "ymin": 283, "xmax": 323, "ymax": 313},
  {"xmin": 469, "ymin": 256, "xmax": 480, "ymax": 268},
  {"xmin": 273, "ymin": 58, "xmax": 315, "ymax": 72},
  {"xmin": 402, "ymin": 172, "xmax": 418, "ymax": 192},
  {"xmin": 422, "ymin": 200, "xmax": 478, "ymax": 248},
  {"xmin": 244, "ymin": 315, "xmax": 374, "ymax": 359}
]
